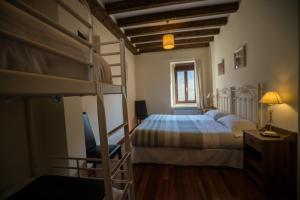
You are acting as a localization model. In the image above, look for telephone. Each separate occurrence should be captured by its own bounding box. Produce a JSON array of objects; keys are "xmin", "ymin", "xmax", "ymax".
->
[{"xmin": 260, "ymin": 130, "xmax": 280, "ymax": 138}]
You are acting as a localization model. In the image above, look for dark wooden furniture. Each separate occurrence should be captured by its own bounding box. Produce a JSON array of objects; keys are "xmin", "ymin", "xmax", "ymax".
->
[
  {"xmin": 135, "ymin": 100, "xmax": 148, "ymax": 125},
  {"xmin": 243, "ymin": 128, "xmax": 297, "ymax": 199}
]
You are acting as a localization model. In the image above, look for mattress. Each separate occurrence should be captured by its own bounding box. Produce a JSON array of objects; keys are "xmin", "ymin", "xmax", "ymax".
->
[
  {"xmin": 132, "ymin": 147, "xmax": 243, "ymax": 168},
  {"xmin": 0, "ymin": 1, "xmax": 112, "ymax": 83},
  {"xmin": 5, "ymin": 175, "xmax": 105, "ymax": 200},
  {"xmin": 131, "ymin": 114, "xmax": 243, "ymax": 149}
]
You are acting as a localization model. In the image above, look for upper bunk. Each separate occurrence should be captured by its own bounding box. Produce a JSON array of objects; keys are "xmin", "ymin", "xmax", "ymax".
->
[{"xmin": 0, "ymin": 0, "xmax": 124, "ymax": 97}]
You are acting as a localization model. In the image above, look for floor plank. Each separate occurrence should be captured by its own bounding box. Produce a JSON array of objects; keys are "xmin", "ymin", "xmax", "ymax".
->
[{"xmin": 133, "ymin": 164, "xmax": 267, "ymax": 200}]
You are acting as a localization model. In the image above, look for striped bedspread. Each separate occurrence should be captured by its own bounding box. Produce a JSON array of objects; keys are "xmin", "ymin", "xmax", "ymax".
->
[{"xmin": 131, "ymin": 114, "xmax": 242, "ymax": 149}]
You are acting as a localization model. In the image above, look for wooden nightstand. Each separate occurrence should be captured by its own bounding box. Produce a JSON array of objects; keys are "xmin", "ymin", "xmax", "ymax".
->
[{"xmin": 243, "ymin": 128, "xmax": 297, "ymax": 199}]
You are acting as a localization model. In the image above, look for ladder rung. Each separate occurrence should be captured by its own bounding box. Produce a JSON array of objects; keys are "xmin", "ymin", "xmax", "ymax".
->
[
  {"xmin": 112, "ymin": 179, "xmax": 129, "ymax": 184},
  {"xmin": 112, "ymin": 75, "xmax": 122, "ymax": 78},
  {"xmin": 35, "ymin": 155, "xmax": 102, "ymax": 162},
  {"xmin": 108, "ymin": 63, "xmax": 121, "ymax": 67},
  {"xmin": 100, "ymin": 52, "xmax": 120, "ymax": 56},
  {"xmin": 40, "ymin": 165, "xmax": 103, "ymax": 172},
  {"xmin": 111, "ymin": 152, "xmax": 131, "ymax": 177},
  {"xmin": 107, "ymin": 122, "xmax": 128, "ymax": 136},
  {"xmin": 111, "ymin": 169, "xmax": 128, "ymax": 179}
]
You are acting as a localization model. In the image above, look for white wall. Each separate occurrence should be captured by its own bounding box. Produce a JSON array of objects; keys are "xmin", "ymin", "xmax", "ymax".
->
[
  {"xmin": 135, "ymin": 48, "xmax": 212, "ymax": 114},
  {"xmin": 0, "ymin": 99, "xmax": 31, "ymax": 197},
  {"xmin": 210, "ymin": 1, "xmax": 299, "ymax": 197},
  {"xmin": 63, "ymin": 97, "xmax": 86, "ymax": 174},
  {"xmin": 211, "ymin": 0, "xmax": 298, "ymax": 132}
]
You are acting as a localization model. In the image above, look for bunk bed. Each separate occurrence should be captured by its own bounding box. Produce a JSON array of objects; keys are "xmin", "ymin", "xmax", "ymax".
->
[{"xmin": 0, "ymin": 0, "xmax": 134, "ymax": 200}]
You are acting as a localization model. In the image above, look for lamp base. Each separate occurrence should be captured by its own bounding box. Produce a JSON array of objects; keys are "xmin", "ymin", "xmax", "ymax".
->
[{"xmin": 260, "ymin": 130, "xmax": 280, "ymax": 138}]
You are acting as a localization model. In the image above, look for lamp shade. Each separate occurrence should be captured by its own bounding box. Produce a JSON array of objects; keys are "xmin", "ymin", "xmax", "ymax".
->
[
  {"xmin": 259, "ymin": 91, "xmax": 283, "ymax": 105},
  {"xmin": 163, "ymin": 34, "xmax": 175, "ymax": 49}
]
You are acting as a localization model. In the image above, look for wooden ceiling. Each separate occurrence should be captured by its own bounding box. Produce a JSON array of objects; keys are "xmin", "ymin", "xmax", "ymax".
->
[{"xmin": 87, "ymin": 0, "xmax": 240, "ymax": 54}]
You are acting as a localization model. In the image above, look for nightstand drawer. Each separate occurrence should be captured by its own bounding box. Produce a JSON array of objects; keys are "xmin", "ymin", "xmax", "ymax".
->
[{"xmin": 245, "ymin": 133, "xmax": 262, "ymax": 152}]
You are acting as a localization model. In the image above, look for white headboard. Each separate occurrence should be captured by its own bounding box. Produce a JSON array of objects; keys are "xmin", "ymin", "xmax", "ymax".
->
[
  {"xmin": 216, "ymin": 84, "xmax": 262, "ymax": 128},
  {"xmin": 216, "ymin": 87, "xmax": 234, "ymax": 114}
]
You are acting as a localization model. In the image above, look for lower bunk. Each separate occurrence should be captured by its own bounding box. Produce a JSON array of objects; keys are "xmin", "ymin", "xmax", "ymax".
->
[{"xmin": 5, "ymin": 175, "xmax": 122, "ymax": 200}]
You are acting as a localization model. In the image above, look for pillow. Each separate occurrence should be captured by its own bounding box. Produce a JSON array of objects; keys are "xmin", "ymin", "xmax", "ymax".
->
[
  {"xmin": 204, "ymin": 109, "xmax": 228, "ymax": 120},
  {"xmin": 217, "ymin": 114, "xmax": 256, "ymax": 137}
]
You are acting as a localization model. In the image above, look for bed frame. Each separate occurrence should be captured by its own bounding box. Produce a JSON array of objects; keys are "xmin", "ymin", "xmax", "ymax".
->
[
  {"xmin": 0, "ymin": 1, "xmax": 134, "ymax": 199},
  {"xmin": 216, "ymin": 84, "xmax": 262, "ymax": 128}
]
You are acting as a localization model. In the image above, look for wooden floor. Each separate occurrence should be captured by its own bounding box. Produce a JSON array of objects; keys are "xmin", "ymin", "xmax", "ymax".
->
[{"xmin": 133, "ymin": 164, "xmax": 267, "ymax": 200}]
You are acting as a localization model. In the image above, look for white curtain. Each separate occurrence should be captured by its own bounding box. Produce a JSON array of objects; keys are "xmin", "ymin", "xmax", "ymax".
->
[{"xmin": 194, "ymin": 59, "xmax": 205, "ymax": 109}]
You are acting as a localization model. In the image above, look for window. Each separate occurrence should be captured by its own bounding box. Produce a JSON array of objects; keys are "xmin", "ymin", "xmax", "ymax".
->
[{"xmin": 174, "ymin": 64, "xmax": 196, "ymax": 104}]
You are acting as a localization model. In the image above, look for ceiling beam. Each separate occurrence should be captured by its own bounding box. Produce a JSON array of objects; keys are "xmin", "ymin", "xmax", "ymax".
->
[
  {"xmin": 86, "ymin": 0, "xmax": 138, "ymax": 55},
  {"xmin": 125, "ymin": 17, "xmax": 227, "ymax": 36},
  {"xmin": 118, "ymin": 2, "xmax": 239, "ymax": 27},
  {"xmin": 105, "ymin": 0, "xmax": 205, "ymax": 15},
  {"xmin": 131, "ymin": 28, "xmax": 219, "ymax": 43},
  {"xmin": 135, "ymin": 36, "xmax": 214, "ymax": 49},
  {"xmin": 139, "ymin": 43, "xmax": 210, "ymax": 53}
]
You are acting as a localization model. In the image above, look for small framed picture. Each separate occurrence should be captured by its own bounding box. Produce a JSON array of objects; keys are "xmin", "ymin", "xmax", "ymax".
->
[
  {"xmin": 234, "ymin": 45, "xmax": 247, "ymax": 69},
  {"xmin": 218, "ymin": 59, "xmax": 225, "ymax": 75}
]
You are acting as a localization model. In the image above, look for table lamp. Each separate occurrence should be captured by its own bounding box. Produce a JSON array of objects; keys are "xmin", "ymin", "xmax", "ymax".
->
[{"xmin": 259, "ymin": 91, "xmax": 283, "ymax": 136}]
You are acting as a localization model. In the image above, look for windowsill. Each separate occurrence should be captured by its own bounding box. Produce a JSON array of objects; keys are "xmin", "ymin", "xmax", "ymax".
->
[{"xmin": 172, "ymin": 103, "xmax": 197, "ymax": 109}]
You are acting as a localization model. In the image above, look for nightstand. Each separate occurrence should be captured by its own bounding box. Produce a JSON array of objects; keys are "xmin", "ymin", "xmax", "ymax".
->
[{"xmin": 243, "ymin": 129, "xmax": 297, "ymax": 199}]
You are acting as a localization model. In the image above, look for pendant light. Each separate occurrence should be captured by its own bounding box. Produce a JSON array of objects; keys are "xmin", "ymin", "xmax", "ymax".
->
[{"xmin": 162, "ymin": 20, "xmax": 175, "ymax": 50}]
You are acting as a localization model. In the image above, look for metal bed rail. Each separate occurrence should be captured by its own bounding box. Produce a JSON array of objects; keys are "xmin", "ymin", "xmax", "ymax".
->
[{"xmin": 34, "ymin": 155, "xmax": 133, "ymax": 200}]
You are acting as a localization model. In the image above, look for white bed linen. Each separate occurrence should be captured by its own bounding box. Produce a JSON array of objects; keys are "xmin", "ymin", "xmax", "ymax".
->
[
  {"xmin": 132, "ymin": 147, "xmax": 243, "ymax": 169},
  {"xmin": 131, "ymin": 114, "xmax": 243, "ymax": 149}
]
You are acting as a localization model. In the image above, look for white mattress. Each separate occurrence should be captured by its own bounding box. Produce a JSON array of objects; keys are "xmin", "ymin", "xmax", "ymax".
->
[{"xmin": 0, "ymin": 1, "xmax": 112, "ymax": 83}]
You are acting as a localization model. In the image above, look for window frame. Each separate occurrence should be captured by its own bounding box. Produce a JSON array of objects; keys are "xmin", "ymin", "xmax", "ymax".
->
[{"xmin": 174, "ymin": 63, "xmax": 196, "ymax": 104}]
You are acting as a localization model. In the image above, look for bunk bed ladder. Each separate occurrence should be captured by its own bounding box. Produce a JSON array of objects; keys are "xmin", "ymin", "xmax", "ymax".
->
[
  {"xmin": 120, "ymin": 39, "xmax": 127, "ymax": 97},
  {"xmin": 121, "ymin": 88, "xmax": 135, "ymax": 200},
  {"xmin": 120, "ymin": 38, "xmax": 135, "ymax": 200},
  {"xmin": 96, "ymin": 87, "xmax": 114, "ymax": 200},
  {"xmin": 85, "ymin": 2, "xmax": 115, "ymax": 200},
  {"xmin": 95, "ymin": 36, "xmax": 135, "ymax": 199}
]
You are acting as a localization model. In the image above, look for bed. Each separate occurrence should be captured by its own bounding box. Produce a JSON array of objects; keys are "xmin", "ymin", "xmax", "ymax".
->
[
  {"xmin": 0, "ymin": 0, "xmax": 133, "ymax": 199},
  {"xmin": 131, "ymin": 85, "xmax": 262, "ymax": 168},
  {"xmin": 0, "ymin": 0, "xmax": 112, "ymax": 83}
]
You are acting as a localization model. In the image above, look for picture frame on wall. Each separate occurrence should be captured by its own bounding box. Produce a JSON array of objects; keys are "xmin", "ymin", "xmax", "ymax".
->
[
  {"xmin": 218, "ymin": 59, "xmax": 225, "ymax": 75},
  {"xmin": 234, "ymin": 45, "xmax": 247, "ymax": 69}
]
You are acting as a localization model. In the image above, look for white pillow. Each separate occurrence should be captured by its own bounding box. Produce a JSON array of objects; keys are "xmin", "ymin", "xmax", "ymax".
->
[
  {"xmin": 204, "ymin": 109, "xmax": 228, "ymax": 120},
  {"xmin": 217, "ymin": 114, "xmax": 256, "ymax": 137}
]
